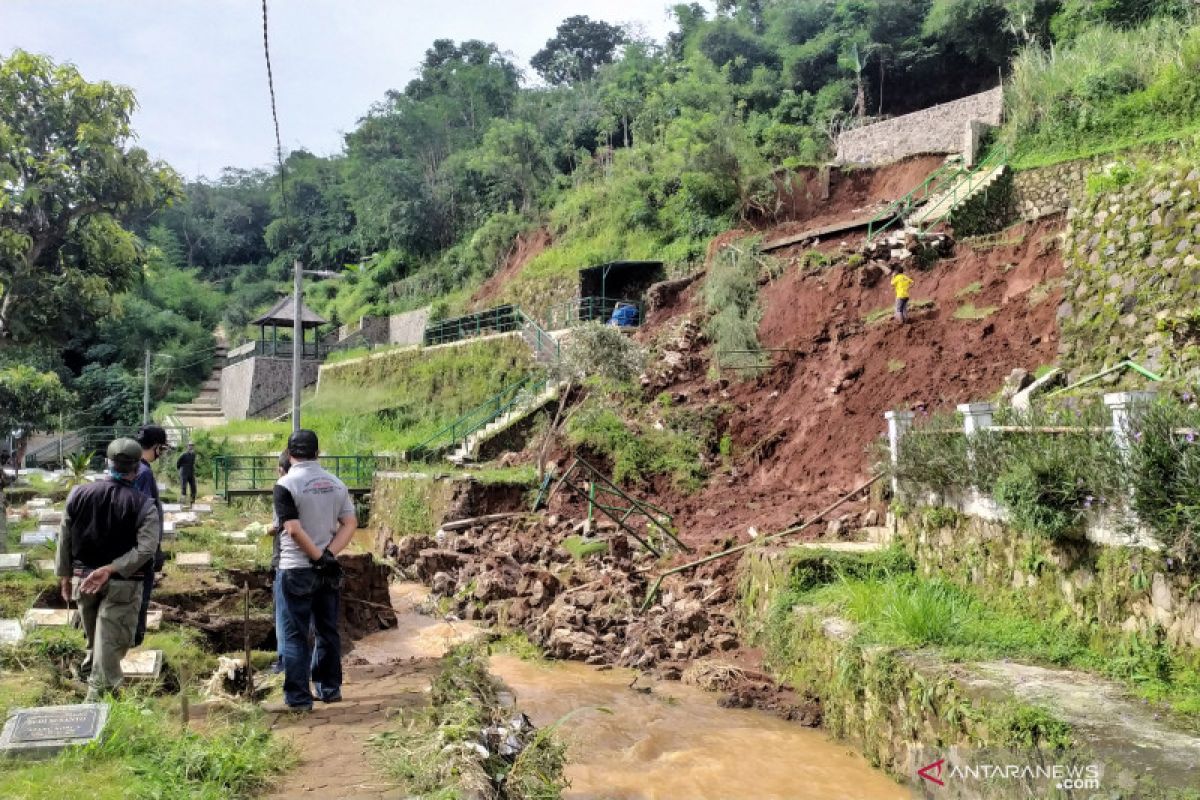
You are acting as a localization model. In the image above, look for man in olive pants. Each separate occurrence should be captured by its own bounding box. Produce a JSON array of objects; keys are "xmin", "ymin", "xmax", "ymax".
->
[{"xmin": 56, "ymin": 438, "xmax": 159, "ymax": 701}]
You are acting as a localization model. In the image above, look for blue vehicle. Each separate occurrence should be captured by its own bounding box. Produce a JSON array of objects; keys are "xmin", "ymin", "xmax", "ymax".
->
[{"xmin": 608, "ymin": 303, "xmax": 638, "ymax": 327}]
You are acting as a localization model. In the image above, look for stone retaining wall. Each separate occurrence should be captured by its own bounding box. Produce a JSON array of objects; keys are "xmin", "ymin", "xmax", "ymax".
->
[
  {"xmin": 388, "ymin": 307, "xmax": 430, "ymax": 346},
  {"xmin": 1057, "ymin": 161, "xmax": 1200, "ymax": 379},
  {"xmin": 835, "ymin": 87, "xmax": 1002, "ymax": 165},
  {"xmin": 219, "ymin": 356, "xmax": 320, "ymax": 420},
  {"xmin": 1012, "ymin": 159, "xmax": 1100, "ymax": 221}
]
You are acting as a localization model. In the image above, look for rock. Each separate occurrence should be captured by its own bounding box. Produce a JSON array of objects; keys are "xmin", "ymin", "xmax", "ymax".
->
[
  {"xmin": 862, "ymin": 509, "xmax": 879, "ymax": 527},
  {"xmin": 415, "ymin": 549, "xmax": 468, "ymax": 581},
  {"xmin": 430, "ymin": 571, "xmax": 456, "ymax": 597},
  {"xmin": 825, "ymin": 517, "xmax": 845, "ymax": 538},
  {"xmin": 1151, "ymin": 573, "xmax": 1174, "ymax": 616},
  {"xmin": 546, "ymin": 628, "xmax": 597, "ymax": 659},
  {"xmin": 394, "ymin": 535, "xmax": 435, "ymax": 567},
  {"xmin": 474, "ymin": 570, "xmax": 517, "ymax": 603},
  {"xmin": 1000, "ymin": 368, "xmax": 1033, "ymax": 401}
]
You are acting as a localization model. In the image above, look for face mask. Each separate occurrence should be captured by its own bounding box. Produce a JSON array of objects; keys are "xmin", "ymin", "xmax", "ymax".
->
[{"xmin": 108, "ymin": 468, "xmax": 134, "ymax": 484}]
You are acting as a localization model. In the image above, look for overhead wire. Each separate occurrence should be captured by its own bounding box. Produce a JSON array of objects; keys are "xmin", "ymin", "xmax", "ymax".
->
[{"xmin": 261, "ymin": 0, "xmax": 289, "ymax": 219}]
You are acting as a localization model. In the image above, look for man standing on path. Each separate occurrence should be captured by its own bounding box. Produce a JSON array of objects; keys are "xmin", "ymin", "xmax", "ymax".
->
[
  {"xmin": 56, "ymin": 438, "xmax": 159, "ymax": 701},
  {"xmin": 132, "ymin": 425, "xmax": 167, "ymax": 646},
  {"xmin": 272, "ymin": 429, "xmax": 357, "ymax": 711},
  {"xmin": 891, "ymin": 265, "xmax": 914, "ymax": 324},
  {"xmin": 176, "ymin": 442, "xmax": 197, "ymax": 504}
]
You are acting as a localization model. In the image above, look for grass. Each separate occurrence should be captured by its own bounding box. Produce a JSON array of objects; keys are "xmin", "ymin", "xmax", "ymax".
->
[
  {"xmin": 704, "ymin": 244, "xmax": 766, "ymax": 378},
  {"xmin": 864, "ymin": 298, "xmax": 934, "ymax": 325},
  {"xmin": 1027, "ymin": 282, "xmax": 1054, "ymax": 307},
  {"xmin": 886, "ymin": 359, "xmax": 906, "ymax": 373},
  {"xmin": 952, "ymin": 303, "xmax": 998, "ymax": 321},
  {"xmin": 954, "ymin": 281, "xmax": 982, "ymax": 298},
  {"xmin": 798, "ymin": 569, "xmax": 1200, "ymax": 724},
  {"xmin": 560, "ymin": 535, "xmax": 608, "ymax": 560}
]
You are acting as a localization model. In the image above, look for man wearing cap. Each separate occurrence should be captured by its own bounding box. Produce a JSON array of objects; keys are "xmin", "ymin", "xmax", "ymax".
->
[
  {"xmin": 272, "ymin": 429, "xmax": 357, "ymax": 711},
  {"xmin": 55, "ymin": 439, "xmax": 159, "ymax": 700},
  {"xmin": 132, "ymin": 425, "xmax": 168, "ymax": 646}
]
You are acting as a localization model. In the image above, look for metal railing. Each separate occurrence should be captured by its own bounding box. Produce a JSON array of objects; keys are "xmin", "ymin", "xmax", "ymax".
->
[
  {"xmin": 866, "ymin": 159, "xmax": 962, "ymax": 242},
  {"xmin": 914, "ymin": 143, "xmax": 1010, "ymax": 235},
  {"xmin": 518, "ymin": 310, "xmax": 561, "ymax": 365},
  {"xmin": 24, "ymin": 425, "xmax": 192, "ymax": 469},
  {"xmin": 422, "ymin": 305, "xmax": 521, "ymax": 347},
  {"xmin": 407, "ymin": 372, "xmax": 553, "ymax": 462},
  {"xmin": 542, "ymin": 297, "xmax": 641, "ymax": 330},
  {"xmin": 212, "ymin": 454, "xmax": 381, "ymax": 497},
  {"xmin": 224, "ymin": 339, "xmax": 334, "ymax": 366}
]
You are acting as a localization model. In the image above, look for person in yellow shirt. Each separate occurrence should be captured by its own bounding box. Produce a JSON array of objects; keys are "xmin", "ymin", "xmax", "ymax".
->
[{"xmin": 891, "ymin": 265, "xmax": 914, "ymax": 323}]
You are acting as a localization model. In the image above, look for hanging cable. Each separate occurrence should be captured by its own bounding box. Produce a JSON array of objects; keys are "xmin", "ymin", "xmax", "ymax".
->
[{"xmin": 261, "ymin": 0, "xmax": 288, "ymax": 216}]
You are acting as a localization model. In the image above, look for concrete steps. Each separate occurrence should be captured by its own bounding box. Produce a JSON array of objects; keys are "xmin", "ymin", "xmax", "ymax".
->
[
  {"xmin": 905, "ymin": 164, "xmax": 1006, "ymax": 228},
  {"xmin": 447, "ymin": 382, "xmax": 562, "ymax": 465}
]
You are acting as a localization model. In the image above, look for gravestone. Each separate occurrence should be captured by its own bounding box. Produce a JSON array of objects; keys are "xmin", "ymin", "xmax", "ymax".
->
[
  {"xmin": 161, "ymin": 503, "xmax": 182, "ymax": 513},
  {"xmin": 171, "ymin": 511, "xmax": 200, "ymax": 527},
  {"xmin": 176, "ymin": 552, "xmax": 212, "ymax": 569},
  {"xmin": 156, "ymin": 482, "xmax": 167, "ymax": 492},
  {"xmin": 26, "ymin": 498, "xmax": 51, "ymax": 509},
  {"xmin": 120, "ymin": 649, "xmax": 163, "ymax": 681},
  {"xmin": 0, "ymin": 553, "xmax": 26, "ymax": 572},
  {"xmin": 34, "ymin": 509, "xmax": 62, "ymax": 524},
  {"xmin": 22, "ymin": 608, "xmax": 77, "ymax": 628},
  {"xmin": 0, "ymin": 619, "xmax": 24, "ymax": 647},
  {"xmin": 34, "ymin": 560, "xmax": 55, "ymax": 573},
  {"xmin": 162, "ymin": 520, "xmax": 176, "ymax": 536},
  {"xmin": 20, "ymin": 529, "xmax": 55, "ymax": 547},
  {"xmin": 0, "ymin": 703, "xmax": 109, "ymax": 758},
  {"xmin": 145, "ymin": 609, "xmax": 162, "ymax": 631},
  {"xmin": 191, "ymin": 503, "xmax": 212, "ymax": 513},
  {"xmin": 224, "ymin": 531, "xmax": 249, "ymax": 542}
]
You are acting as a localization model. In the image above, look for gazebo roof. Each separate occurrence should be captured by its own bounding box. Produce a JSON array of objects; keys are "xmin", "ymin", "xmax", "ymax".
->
[{"xmin": 250, "ymin": 295, "xmax": 328, "ymax": 329}]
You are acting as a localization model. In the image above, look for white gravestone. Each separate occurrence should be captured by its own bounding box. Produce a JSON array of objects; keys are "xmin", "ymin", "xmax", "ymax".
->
[
  {"xmin": 191, "ymin": 503, "xmax": 212, "ymax": 513},
  {"xmin": 0, "ymin": 619, "xmax": 24, "ymax": 647},
  {"xmin": 34, "ymin": 560, "xmax": 55, "ymax": 573},
  {"xmin": 120, "ymin": 649, "xmax": 164, "ymax": 681},
  {"xmin": 223, "ymin": 531, "xmax": 249, "ymax": 542},
  {"xmin": 161, "ymin": 503, "xmax": 182, "ymax": 513},
  {"xmin": 26, "ymin": 498, "xmax": 51, "ymax": 509},
  {"xmin": 0, "ymin": 703, "xmax": 110, "ymax": 759},
  {"xmin": 34, "ymin": 509, "xmax": 62, "ymax": 524},
  {"xmin": 145, "ymin": 609, "xmax": 162, "ymax": 631},
  {"xmin": 22, "ymin": 608, "xmax": 78, "ymax": 628},
  {"xmin": 0, "ymin": 553, "xmax": 26, "ymax": 572},
  {"xmin": 20, "ymin": 529, "xmax": 55, "ymax": 547},
  {"xmin": 175, "ymin": 552, "xmax": 212, "ymax": 569}
]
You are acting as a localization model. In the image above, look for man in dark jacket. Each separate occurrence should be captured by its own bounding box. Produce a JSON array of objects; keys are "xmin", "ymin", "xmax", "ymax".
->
[
  {"xmin": 176, "ymin": 442, "xmax": 197, "ymax": 504},
  {"xmin": 56, "ymin": 438, "xmax": 159, "ymax": 700},
  {"xmin": 132, "ymin": 425, "xmax": 167, "ymax": 646}
]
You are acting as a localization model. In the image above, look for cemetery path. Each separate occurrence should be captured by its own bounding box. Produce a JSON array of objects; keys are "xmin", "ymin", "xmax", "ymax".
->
[{"xmin": 264, "ymin": 583, "xmax": 485, "ymax": 799}]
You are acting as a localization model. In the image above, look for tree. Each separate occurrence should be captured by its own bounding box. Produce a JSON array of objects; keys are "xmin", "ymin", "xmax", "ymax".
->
[
  {"xmin": 0, "ymin": 51, "xmax": 179, "ymax": 346},
  {"xmin": 0, "ymin": 365, "xmax": 73, "ymax": 442},
  {"xmin": 532, "ymin": 16, "xmax": 628, "ymax": 85}
]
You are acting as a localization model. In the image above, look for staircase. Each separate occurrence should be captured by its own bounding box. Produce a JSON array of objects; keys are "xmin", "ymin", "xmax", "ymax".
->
[
  {"xmin": 447, "ymin": 380, "xmax": 563, "ymax": 465},
  {"xmin": 905, "ymin": 162, "xmax": 1007, "ymax": 229},
  {"xmin": 167, "ymin": 342, "xmax": 228, "ymax": 430}
]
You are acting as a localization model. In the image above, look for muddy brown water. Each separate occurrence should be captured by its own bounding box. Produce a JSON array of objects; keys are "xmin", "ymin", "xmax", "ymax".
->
[{"xmin": 385, "ymin": 584, "xmax": 907, "ymax": 800}]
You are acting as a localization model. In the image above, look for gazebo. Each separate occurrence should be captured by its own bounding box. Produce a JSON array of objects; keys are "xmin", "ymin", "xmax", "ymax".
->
[{"xmin": 249, "ymin": 296, "xmax": 329, "ymax": 359}]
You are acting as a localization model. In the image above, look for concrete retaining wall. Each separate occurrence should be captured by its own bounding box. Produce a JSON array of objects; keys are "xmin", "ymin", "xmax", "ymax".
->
[
  {"xmin": 835, "ymin": 87, "xmax": 1002, "ymax": 165},
  {"xmin": 219, "ymin": 356, "xmax": 320, "ymax": 420},
  {"xmin": 388, "ymin": 307, "xmax": 430, "ymax": 346}
]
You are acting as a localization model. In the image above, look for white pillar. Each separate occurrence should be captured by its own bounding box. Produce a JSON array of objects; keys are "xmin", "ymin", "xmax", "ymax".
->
[
  {"xmin": 1104, "ymin": 391, "xmax": 1157, "ymax": 458},
  {"xmin": 885, "ymin": 410, "xmax": 914, "ymax": 497},
  {"xmin": 957, "ymin": 402, "xmax": 995, "ymax": 436}
]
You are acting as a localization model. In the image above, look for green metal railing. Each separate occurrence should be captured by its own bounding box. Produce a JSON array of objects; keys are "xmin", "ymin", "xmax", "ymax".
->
[
  {"xmin": 542, "ymin": 296, "xmax": 641, "ymax": 330},
  {"xmin": 24, "ymin": 425, "xmax": 192, "ymax": 469},
  {"xmin": 422, "ymin": 305, "xmax": 521, "ymax": 347},
  {"xmin": 225, "ymin": 339, "xmax": 334, "ymax": 365},
  {"xmin": 914, "ymin": 142, "xmax": 1010, "ymax": 234},
  {"xmin": 407, "ymin": 373, "xmax": 554, "ymax": 461},
  {"xmin": 518, "ymin": 309, "xmax": 561, "ymax": 364},
  {"xmin": 866, "ymin": 159, "xmax": 962, "ymax": 242},
  {"xmin": 212, "ymin": 454, "xmax": 381, "ymax": 497}
]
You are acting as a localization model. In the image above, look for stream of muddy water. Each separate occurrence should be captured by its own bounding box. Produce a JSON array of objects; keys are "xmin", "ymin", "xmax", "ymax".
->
[{"xmin": 379, "ymin": 583, "xmax": 907, "ymax": 800}]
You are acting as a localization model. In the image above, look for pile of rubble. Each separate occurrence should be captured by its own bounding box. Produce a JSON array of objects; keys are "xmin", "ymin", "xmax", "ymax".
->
[
  {"xmin": 394, "ymin": 514, "xmax": 741, "ymax": 680},
  {"xmin": 853, "ymin": 229, "xmax": 954, "ymax": 288}
]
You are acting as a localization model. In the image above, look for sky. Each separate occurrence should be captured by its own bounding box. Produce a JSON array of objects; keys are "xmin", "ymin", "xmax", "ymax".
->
[{"xmin": 2, "ymin": 0, "xmax": 689, "ymax": 179}]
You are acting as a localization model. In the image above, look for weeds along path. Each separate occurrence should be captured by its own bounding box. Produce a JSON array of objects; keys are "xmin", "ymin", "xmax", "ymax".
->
[{"xmin": 265, "ymin": 584, "xmax": 485, "ymax": 799}]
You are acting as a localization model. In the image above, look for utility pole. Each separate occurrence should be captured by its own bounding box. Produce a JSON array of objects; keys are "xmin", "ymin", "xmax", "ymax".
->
[
  {"xmin": 143, "ymin": 349, "xmax": 152, "ymax": 424},
  {"xmin": 292, "ymin": 259, "xmax": 302, "ymax": 433}
]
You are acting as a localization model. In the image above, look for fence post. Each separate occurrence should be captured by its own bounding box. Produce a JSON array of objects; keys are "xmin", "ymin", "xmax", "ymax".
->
[
  {"xmin": 884, "ymin": 410, "xmax": 914, "ymax": 498},
  {"xmin": 957, "ymin": 402, "xmax": 995, "ymax": 484},
  {"xmin": 1104, "ymin": 391, "xmax": 1157, "ymax": 459}
]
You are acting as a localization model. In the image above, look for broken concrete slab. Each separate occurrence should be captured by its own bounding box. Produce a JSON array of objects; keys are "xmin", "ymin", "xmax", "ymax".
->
[
  {"xmin": 0, "ymin": 553, "xmax": 26, "ymax": 572},
  {"xmin": 145, "ymin": 609, "xmax": 162, "ymax": 631},
  {"xmin": 0, "ymin": 703, "xmax": 109, "ymax": 759},
  {"xmin": 21, "ymin": 608, "xmax": 77, "ymax": 629},
  {"xmin": 175, "ymin": 552, "xmax": 212, "ymax": 569},
  {"xmin": 120, "ymin": 649, "xmax": 163, "ymax": 682},
  {"xmin": 0, "ymin": 619, "xmax": 24, "ymax": 647},
  {"xmin": 168, "ymin": 511, "xmax": 200, "ymax": 527}
]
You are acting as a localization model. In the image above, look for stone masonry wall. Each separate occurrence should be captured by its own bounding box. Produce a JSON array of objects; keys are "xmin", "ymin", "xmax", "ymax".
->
[
  {"xmin": 898, "ymin": 511, "xmax": 1200, "ymax": 648},
  {"xmin": 219, "ymin": 356, "xmax": 320, "ymax": 420},
  {"xmin": 388, "ymin": 307, "xmax": 430, "ymax": 346},
  {"xmin": 835, "ymin": 87, "xmax": 1002, "ymax": 165},
  {"xmin": 1057, "ymin": 162, "xmax": 1200, "ymax": 379},
  {"xmin": 1012, "ymin": 159, "xmax": 1100, "ymax": 221}
]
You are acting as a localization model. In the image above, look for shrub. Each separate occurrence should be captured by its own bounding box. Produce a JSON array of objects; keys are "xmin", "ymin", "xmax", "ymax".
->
[
  {"xmin": 555, "ymin": 322, "xmax": 647, "ymax": 384},
  {"xmin": 1127, "ymin": 399, "xmax": 1200, "ymax": 555},
  {"xmin": 703, "ymin": 244, "xmax": 764, "ymax": 376}
]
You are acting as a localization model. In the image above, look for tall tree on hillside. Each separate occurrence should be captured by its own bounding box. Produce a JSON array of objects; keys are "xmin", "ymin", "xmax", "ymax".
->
[
  {"xmin": 532, "ymin": 16, "xmax": 628, "ymax": 85},
  {"xmin": 0, "ymin": 51, "xmax": 179, "ymax": 346},
  {"xmin": 0, "ymin": 365, "xmax": 73, "ymax": 451}
]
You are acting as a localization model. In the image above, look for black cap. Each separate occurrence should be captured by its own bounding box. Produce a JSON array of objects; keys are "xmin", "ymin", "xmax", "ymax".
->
[
  {"xmin": 136, "ymin": 425, "xmax": 168, "ymax": 448},
  {"xmin": 107, "ymin": 438, "xmax": 144, "ymax": 470},
  {"xmin": 287, "ymin": 429, "xmax": 319, "ymax": 459}
]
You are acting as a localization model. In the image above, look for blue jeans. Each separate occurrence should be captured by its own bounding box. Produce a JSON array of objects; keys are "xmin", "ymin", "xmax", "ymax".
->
[{"xmin": 274, "ymin": 568, "xmax": 341, "ymax": 708}]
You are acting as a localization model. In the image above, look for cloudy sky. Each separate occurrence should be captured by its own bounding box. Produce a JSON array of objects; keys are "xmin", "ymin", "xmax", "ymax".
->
[{"xmin": 2, "ymin": 1, "xmax": 689, "ymax": 179}]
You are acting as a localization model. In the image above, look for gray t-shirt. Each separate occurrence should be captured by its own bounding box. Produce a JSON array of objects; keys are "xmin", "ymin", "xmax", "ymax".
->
[{"xmin": 272, "ymin": 460, "xmax": 355, "ymax": 570}]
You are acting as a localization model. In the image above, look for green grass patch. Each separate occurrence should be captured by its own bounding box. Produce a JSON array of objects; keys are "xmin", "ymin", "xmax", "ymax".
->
[
  {"xmin": 561, "ymin": 535, "xmax": 608, "ymax": 560},
  {"xmin": 1027, "ymin": 282, "xmax": 1054, "ymax": 307},
  {"xmin": 954, "ymin": 281, "xmax": 982, "ymax": 299},
  {"xmin": 952, "ymin": 303, "xmax": 998, "ymax": 321},
  {"xmin": 886, "ymin": 359, "xmax": 906, "ymax": 373}
]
